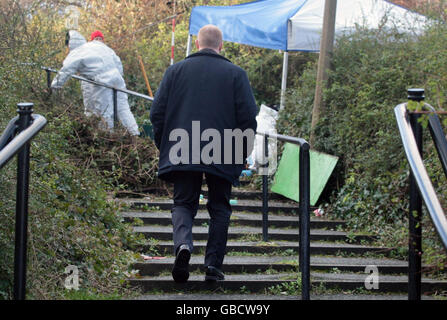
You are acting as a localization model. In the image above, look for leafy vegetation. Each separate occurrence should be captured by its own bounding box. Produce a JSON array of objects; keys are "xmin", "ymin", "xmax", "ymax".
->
[
  {"xmin": 1, "ymin": 0, "xmax": 447, "ymax": 299},
  {"xmin": 266, "ymin": 275, "xmax": 302, "ymax": 296},
  {"xmin": 0, "ymin": 1, "xmax": 152, "ymax": 299},
  {"xmin": 277, "ymin": 10, "xmax": 447, "ymax": 273}
]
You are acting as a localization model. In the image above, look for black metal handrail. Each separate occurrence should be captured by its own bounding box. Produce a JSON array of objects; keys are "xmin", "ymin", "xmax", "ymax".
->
[
  {"xmin": 0, "ymin": 102, "xmax": 47, "ymax": 300},
  {"xmin": 426, "ymin": 104, "xmax": 447, "ymax": 178},
  {"xmin": 43, "ymin": 62, "xmax": 312, "ymax": 299},
  {"xmin": 256, "ymin": 130, "xmax": 311, "ymax": 301},
  {"xmin": 394, "ymin": 88, "xmax": 447, "ymax": 301},
  {"xmin": 42, "ymin": 66, "xmax": 153, "ymax": 125}
]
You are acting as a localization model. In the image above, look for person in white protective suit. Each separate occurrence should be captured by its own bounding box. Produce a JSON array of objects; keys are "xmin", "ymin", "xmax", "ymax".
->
[
  {"xmin": 248, "ymin": 104, "xmax": 278, "ymax": 175},
  {"xmin": 51, "ymin": 30, "xmax": 140, "ymax": 136}
]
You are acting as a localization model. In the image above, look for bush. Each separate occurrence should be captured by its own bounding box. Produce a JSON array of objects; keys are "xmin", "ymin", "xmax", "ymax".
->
[
  {"xmin": 0, "ymin": 112, "xmax": 147, "ymax": 299},
  {"xmin": 277, "ymin": 20, "xmax": 447, "ymax": 271},
  {"xmin": 0, "ymin": 1, "xmax": 147, "ymax": 299}
]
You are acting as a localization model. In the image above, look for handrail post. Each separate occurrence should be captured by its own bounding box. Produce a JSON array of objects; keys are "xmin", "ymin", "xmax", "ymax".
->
[
  {"xmin": 46, "ymin": 69, "xmax": 52, "ymax": 89},
  {"xmin": 113, "ymin": 89, "xmax": 118, "ymax": 127},
  {"xmin": 299, "ymin": 143, "xmax": 311, "ymax": 300},
  {"xmin": 408, "ymin": 88, "xmax": 424, "ymax": 301},
  {"xmin": 262, "ymin": 135, "xmax": 269, "ymax": 242},
  {"xmin": 14, "ymin": 102, "xmax": 33, "ymax": 300}
]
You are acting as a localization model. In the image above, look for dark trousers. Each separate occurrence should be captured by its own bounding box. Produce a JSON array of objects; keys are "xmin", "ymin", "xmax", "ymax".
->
[{"xmin": 171, "ymin": 171, "xmax": 232, "ymax": 269}]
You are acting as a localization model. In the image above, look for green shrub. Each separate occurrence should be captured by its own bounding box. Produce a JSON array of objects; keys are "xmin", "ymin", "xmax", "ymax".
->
[
  {"xmin": 277, "ymin": 22, "xmax": 447, "ymax": 270},
  {"xmin": 0, "ymin": 113, "xmax": 147, "ymax": 299},
  {"xmin": 0, "ymin": 1, "xmax": 147, "ymax": 299}
]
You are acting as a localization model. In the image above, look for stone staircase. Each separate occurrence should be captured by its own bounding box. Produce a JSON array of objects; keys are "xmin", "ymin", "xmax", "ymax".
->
[{"xmin": 117, "ymin": 184, "xmax": 447, "ymax": 300}]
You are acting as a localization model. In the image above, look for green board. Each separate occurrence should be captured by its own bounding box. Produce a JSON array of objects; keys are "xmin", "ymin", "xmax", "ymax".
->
[{"xmin": 271, "ymin": 143, "xmax": 339, "ymax": 206}]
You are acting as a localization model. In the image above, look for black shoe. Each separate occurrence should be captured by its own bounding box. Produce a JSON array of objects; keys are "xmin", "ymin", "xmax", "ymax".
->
[
  {"xmin": 205, "ymin": 266, "xmax": 225, "ymax": 282},
  {"xmin": 172, "ymin": 244, "xmax": 191, "ymax": 283}
]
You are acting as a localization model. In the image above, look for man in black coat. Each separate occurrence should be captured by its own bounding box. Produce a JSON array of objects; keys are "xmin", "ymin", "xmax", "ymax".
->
[{"xmin": 150, "ymin": 25, "xmax": 257, "ymax": 283}]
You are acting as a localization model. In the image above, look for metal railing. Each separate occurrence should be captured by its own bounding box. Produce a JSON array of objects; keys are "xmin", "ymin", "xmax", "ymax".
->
[
  {"xmin": 43, "ymin": 64, "xmax": 312, "ymax": 299},
  {"xmin": 0, "ymin": 102, "xmax": 47, "ymax": 300},
  {"xmin": 394, "ymin": 88, "xmax": 447, "ymax": 301},
  {"xmin": 256, "ymin": 130, "xmax": 311, "ymax": 300},
  {"xmin": 42, "ymin": 66, "xmax": 153, "ymax": 125}
]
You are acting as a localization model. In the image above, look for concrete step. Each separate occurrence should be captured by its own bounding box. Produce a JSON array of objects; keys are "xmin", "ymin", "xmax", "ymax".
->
[
  {"xmin": 128, "ymin": 272, "xmax": 447, "ymax": 294},
  {"xmin": 128, "ymin": 273, "xmax": 300, "ymax": 293},
  {"xmin": 133, "ymin": 255, "xmax": 410, "ymax": 275},
  {"xmin": 133, "ymin": 293, "xmax": 437, "ymax": 300},
  {"xmin": 149, "ymin": 240, "xmax": 393, "ymax": 256},
  {"xmin": 202, "ymin": 188, "xmax": 287, "ymax": 200},
  {"xmin": 133, "ymin": 225, "xmax": 376, "ymax": 243},
  {"xmin": 312, "ymin": 272, "xmax": 447, "ymax": 293},
  {"xmin": 115, "ymin": 188, "xmax": 286, "ymax": 201},
  {"xmin": 118, "ymin": 198, "xmax": 310, "ymax": 214},
  {"xmin": 122, "ymin": 211, "xmax": 346, "ymax": 230}
]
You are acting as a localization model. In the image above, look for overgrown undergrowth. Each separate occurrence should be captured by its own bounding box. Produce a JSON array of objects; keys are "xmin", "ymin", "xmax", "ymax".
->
[
  {"xmin": 277, "ymin": 22, "xmax": 447, "ymax": 275},
  {"xmin": 2, "ymin": 0, "xmax": 447, "ymax": 299},
  {"xmin": 0, "ymin": 111, "xmax": 152, "ymax": 299}
]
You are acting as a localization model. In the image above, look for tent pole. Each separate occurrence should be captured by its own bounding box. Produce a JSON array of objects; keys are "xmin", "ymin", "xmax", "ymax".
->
[
  {"xmin": 280, "ymin": 51, "xmax": 289, "ymax": 111},
  {"xmin": 186, "ymin": 34, "xmax": 192, "ymax": 57},
  {"xmin": 310, "ymin": 0, "xmax": 337, "ymax": 146}
]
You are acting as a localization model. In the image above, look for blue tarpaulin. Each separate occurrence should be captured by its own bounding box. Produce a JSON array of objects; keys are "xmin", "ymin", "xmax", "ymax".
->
[
  {"xmin": 189, "ymin": 0, "xmax": 426, "ymax": 52},
  {"xmin": 189, "ymin": 0, "xmax": 307, "ymax": 51},
  {"xmin": 188, "ymin": 0, "xmax": 426, "ymax": 109}
]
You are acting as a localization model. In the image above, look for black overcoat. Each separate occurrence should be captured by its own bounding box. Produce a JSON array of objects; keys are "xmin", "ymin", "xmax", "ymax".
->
[{"xmin": 150, "ymin": 48, "xmax": 258, "ymax": 185}]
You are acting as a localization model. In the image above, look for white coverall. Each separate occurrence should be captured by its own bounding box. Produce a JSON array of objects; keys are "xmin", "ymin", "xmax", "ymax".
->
[
  {"xmin": 51, "ymin": 30, "xmax": 139, "ymax": 135},
  {"xmin": 249, "ymin": 104, "xmax": 278, "ymax": 175}
]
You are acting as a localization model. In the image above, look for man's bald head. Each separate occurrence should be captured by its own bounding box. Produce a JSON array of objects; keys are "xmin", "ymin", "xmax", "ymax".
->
[{"xmin": 196, "ymin": 25, "xmax": 223, "ymax": 53}]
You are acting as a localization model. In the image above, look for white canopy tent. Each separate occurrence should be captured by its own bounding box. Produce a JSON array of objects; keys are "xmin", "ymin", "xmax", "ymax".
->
[{"xmin": 186, "ymin": 0, "xmax": 426, "ymax": 109}]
